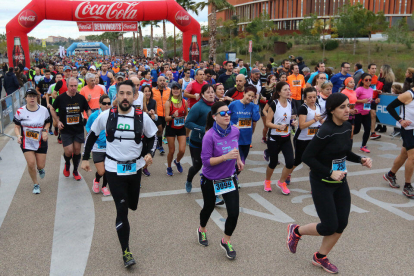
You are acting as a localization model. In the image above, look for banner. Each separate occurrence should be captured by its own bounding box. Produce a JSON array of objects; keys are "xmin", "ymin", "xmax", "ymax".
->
[
  {"xmin": 42, "ymin": 39, "xmax": 46, "ymax": 47},
  {"xmin": 77, "ymin": 22, "xmax": 138, "ymax": 32},
  {"xmin": 376, "ymin": 94, "xmax": 399, "ymax": 127}
]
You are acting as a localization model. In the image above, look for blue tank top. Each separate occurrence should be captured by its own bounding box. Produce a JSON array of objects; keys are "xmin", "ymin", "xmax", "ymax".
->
[{"xmin": 100, "ymin": 71, "xmax": 110, "ymax": 92}]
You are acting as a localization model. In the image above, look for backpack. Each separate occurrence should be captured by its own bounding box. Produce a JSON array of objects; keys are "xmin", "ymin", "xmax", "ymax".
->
[{"xmin": 106, "ymin": 106, "xmax": 143, "ymax": 144}]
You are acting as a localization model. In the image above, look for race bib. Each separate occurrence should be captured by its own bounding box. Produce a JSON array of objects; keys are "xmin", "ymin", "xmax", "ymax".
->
[
  {"xmin": 174, "ymin": 117, "xmax": 185, "ymax": 127},
  {"xmin": 213, "ymin": 177, "xmax": 236, "ymax": 196},
  {"xmin": 332, "ymin": 157, "xmax": 347, "ymax": 172},
  {"xmin": 97, "ymin": 145, "xmax": 106, "ymax": 150},
  {"xmin": 363, "ymin": 102, "xmax": 371, "ymax": 111},
  {"xmin": 116, "ymin": 161, "xmax": 137, "ymax": 176},
  {"xmin": 276, "ymin": 124, "xmax": 289, "ymax": 134},
  {"xmin": 67, "ymin": 114, "xmax": 80, "ymax": 125},
  {"xmin": 307, "ymin": 127, "xmax": 318, "ymax": 136},
  {"xmin": 26, "ymin": 129, "xmax": 40, "ymax": 140},
  {"xmin": 238, "ymin": 118, "xmax": 252, "ymax": 129},
  {"xmin": 292, "ymin": 80, "xmax": 301, "ymax": 87}
]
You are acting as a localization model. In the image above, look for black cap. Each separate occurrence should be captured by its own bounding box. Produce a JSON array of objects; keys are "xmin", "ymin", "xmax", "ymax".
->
[
  {"xmin": 25, "ymin": 88, "xmax": 38, "ymax": 96},
  {"xmin": 296, "ymin": 56, "xmax": 303, "ymax": 62},
  {"xmin": 170, "ymin": 82, "xmax": 181, "ymax": 89}
]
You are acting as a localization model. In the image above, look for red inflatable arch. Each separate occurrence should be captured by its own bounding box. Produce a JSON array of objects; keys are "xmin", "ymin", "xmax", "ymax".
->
[{"xmin": 6, "ymin": 0, "xmax": 201, "ymax": 68}]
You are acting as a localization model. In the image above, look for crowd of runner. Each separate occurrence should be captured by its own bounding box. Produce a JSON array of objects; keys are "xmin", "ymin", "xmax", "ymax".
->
[{"xmin": 10, "ymin": 53, "xmax": 414, "ymax": 273}]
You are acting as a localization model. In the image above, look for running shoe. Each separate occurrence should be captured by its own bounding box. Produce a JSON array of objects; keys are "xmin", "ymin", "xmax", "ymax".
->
[
  {"xmin": 264, "ymin": 180, "xmax": 272, "ymax": 192},
  {"xmin": 261, "ymin": 137, "xmax": 267, "ymax": 144},
  {"xmin": 215, "ymin": 196, "xmax": 224, "ymax": 205},
  {"xmin": 286, "ymin": 224, "xmax": 301, "ymax": 253},
  {"xmin": 197, "ymin": 228, "xmax": 209, "ymax": 246},
  {"xmin": 312, "ymin": 253, "xmax": 338, "ymax": 274},
  {"xmin": 63, "ymin": 164, "xmax": 70, "ymax": 177},
  {"xmin": 54, "ymin": 129, "xmax": 58, "ymax": 136},
  {"xmin": 370, "ymin": 132, "xmax": 381, "ymax": 140},
  {"xmin": 92, "ymin": 178, "xmax": 100, "ymax": 193},
  {"xmin": 73, "ymin": 171, "xmax": 82, "ymax": 181},
  {"xmin": 186, "ymin": 137, "xmax": 190, "ymax": 146},
  {"xmin": 32, "ymin": 184, "xmax": 41, "ymax": 194},
  {"xmin": 286, "ymin": 174, "xmax": 291, "ymax": 185},
  {"xmin": 185, "ymin": 181, "xmax": 192, "ymax": 193},
  {"xmin": 277, "ymin": 180, "xmax": 290, "ymax": 195},
  {"xmin": 403, "ymin": 185, "xmax": 414, "ymax": 198},
  {"xmin": 101, "ymin": 186, "xmax": 111, "ymax": 196},
  {"xmin": 49, "ymin": 130, "xmax": 54, "ymax": 135},
  {"xmin": 57, "ymin": 136, "xmax": 62, "ymax": 144},
  {"xmin": 159, "ymin": 146, "xmax": 165, "ymax": 155},
  {"xmin": 38, "ymin": 168, "xmax": 46, "ymax": 179},
  {"xmin": 359, "ymin": 146, "xmax": 370, "ymax": 153},
  {"xmin": 391, "ymin": 130, "xmax": 401, "ymax": 137},
  {"xmin": 162, "ymin": 137, "xmax": 168, "ymax": 144},
  {"xmin": 263, "ymin": 149, "xmax": 270, "ymax": 162},
  {"xmin": 383, "ymin": 173, "xmax": 400, "ymax": 188},
  {"xmin": 220, "ymin": 239, "xmax": 236, "ymax": 260},
  {"xmin": 174, "ymin": 159, "xmax": 183, "ymax": 173},
  {"xmin": 142, "ymin": 168, "xmax": 151, "ymax": 177},
  {"xmin": 166, "ymin": 167, "xmax": 174, "ymax": 176},
  {"xmin": 123, "ymin": 249, "xmax": 136, "ymax": 268}
]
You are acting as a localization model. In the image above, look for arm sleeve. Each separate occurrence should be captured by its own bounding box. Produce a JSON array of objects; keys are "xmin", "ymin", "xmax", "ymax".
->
[
  {"xmin": 54, "ymin": 80, "xmax": 63, "ymax": 91},
  {"xmin": 302, "ymin": 135, "xmax": 332, "ymax": 178},
  {"xmin": 184, "ymin": 107, "xmax": 205, "ymax": 133},
  {"xmin": 386, "ymin": 98, "xmax": 404, "ymax": 121},
  {"xmin": 225, "ymin": 88, "xmax": 235, "ymax": 98},
  {"xmin": 346, "ymin": 151, "xmax": 362, "ymax": 164},
  {"xmin": 83, "ymin": 131, "xmax": 99, "ymax": 160}
]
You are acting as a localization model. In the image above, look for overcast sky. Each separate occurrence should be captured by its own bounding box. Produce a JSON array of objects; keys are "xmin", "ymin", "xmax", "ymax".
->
[{"xmin": 0, "ymin": 0, "xmax": 208, "ymax": 39}]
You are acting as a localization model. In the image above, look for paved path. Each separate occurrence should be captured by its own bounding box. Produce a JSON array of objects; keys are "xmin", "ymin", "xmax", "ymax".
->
[{"xmin": 0, "ymin": 122, "xmax": 412, "ymax": 276}]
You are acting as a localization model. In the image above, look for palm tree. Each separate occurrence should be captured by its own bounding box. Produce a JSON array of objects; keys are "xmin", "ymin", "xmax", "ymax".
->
[
  {"xmin": 132, "ymin": 32, "xmax": 136, "ymax": 55},
  {"xmin": 138, "ymin": 22, "xmax": 144, "ymax": 57},
  {"xmin": 176, "ymin": 0, "xmax": 199, "ymax": 57},
  {"xmin": 163, "ymin": 20, "xmax": 167, "ymax": 55},
  {"xmin": 196, "ymin": 0, "xmax": 234, "ymax": 62}
]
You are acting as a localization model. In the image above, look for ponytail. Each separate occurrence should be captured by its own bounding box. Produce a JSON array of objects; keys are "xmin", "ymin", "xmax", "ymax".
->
[
  {"xmin": 205, "ymin": 101, "xmax": 228, "ymax": 131},
  {"xmin": 205, "ymin": 111, "xmax": 214, "ymax": 131}
]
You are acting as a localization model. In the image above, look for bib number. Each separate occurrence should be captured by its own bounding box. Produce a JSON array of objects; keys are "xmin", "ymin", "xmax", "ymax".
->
[
  {"xmin": 213, "ymin": 177, "xmax": 236, "ymax": 196},
  {"xmin": 67, "ymin": 114, "xmax": 80, "ymax": 125},
  {"xmin": 276, "ymin": 124, "xmax": 288, "ymax": 134},
  {"xmin": 26, "ymin": 129, "xmax": 40, "ymax": 140},
  {"xmin": 292, "ymin": 80, "xmax": 301, "ymax": 87},
  {"xmin": 116, "ymin": 161, "xmax": 137, "ymax": 175},
  {"xmin": 174, "ymin": 117, "xmax": 185, "ymax": 127},
  {"xmin": 238, "ymin": 118, "xmax": 252, "ymax": 129},
  {"xmin": 332, "ymin": 157, "xmax": 347, "ymax": 172},
  {"xmin": 363, "ymin": 102, "xmax": 371, "ymax": 111},
  {"xmin": 307, "ymin": 127, "xmax": 318, "ymax": 136},
  {"xmin": 97, "ymin": 145, "xmax": 106, "ymax": 150}
]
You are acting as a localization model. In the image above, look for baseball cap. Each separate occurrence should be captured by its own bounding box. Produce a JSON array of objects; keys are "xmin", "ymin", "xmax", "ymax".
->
[
  {"xmin": 251, "ymin": 68, "xmax": 260, "ymax": 74},
  {"xmin": 170, "ymin": 82, "xmax": 181, "ymax": 89},
  {"xmin": 25, "ymin": 88, "xmax": 38, "ymax": 96},
  {"xmin": 115, "ymin": 72, "xmax": 126, "ymax": 79},
  {"xmin": 24, "ymin": 67, "xmax": 29, "ymax": 71},
  {"xmin": 64, "ymin": 66, "xmax": 71, "ymax": 71},
  {"xmin": 89, "ymin": 65, "xmax": 96, "ymax": 71},
  {"xmin": 296, "ymin": 56, "xmax": 303, "ymax": 62}
]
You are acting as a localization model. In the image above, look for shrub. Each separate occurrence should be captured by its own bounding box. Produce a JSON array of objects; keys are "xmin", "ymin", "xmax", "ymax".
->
[
  {"xmin": 310, "ymin": 60, "xmax": 318, "ymax": 66},
  {"xmin": 287, "ymin": 42, "xmax": 293, "ymax": 49},
  {"xmin": 321, "ymin": 40, "xmax": 339, "ymax": 51}
]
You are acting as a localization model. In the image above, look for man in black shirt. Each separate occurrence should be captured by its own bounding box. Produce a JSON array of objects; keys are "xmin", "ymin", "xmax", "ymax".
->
[
  {"xmin": 51, "ymin": 77, "xmax": 91, "ymax": 180},
  {"xmin": 218, "ymin": 61, "xmax": 236, "ymax": 91},
  {"xmin": 36, "ymin": 69, "xmax": 55, "ymax": 134}
]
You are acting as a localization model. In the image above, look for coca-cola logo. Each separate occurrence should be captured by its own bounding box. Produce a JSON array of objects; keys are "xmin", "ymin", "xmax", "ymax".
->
[
  {"xmin": 175, "ymin": 10, "xmax": 191, "ymax": 27},
  {"xmin": 75, "ymin": 1, "xmax": 140, "ymax": 20},
  {"xmin": 190, "ymin": 50, "xmax": 199, "ymax": 55},
  {"xmin": 78, "ymin": 23, "xmax": 93, "ymax": 30},
  {"xmin": 123, "ymin": 23, "xmax": 136, "ymax": 28},
  {"xmin": 18, "ymin": 9, "xmax": 37, "ymax": 28}
]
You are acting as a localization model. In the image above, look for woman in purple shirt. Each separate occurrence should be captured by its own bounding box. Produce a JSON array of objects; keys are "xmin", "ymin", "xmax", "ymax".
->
[
  {"xmin": 197, "ymin": 101, "xmax": 244, "ymax": 260},
  {"xmin": 354, "ymin": 73, "xmax": 374, "ymax": 153}
]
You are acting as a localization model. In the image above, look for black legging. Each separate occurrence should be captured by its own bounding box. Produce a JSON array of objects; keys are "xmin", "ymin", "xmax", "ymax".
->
[
  {"xmin": 187, "ymin": 146, "xmax": 202, "ymax": 182},
  {"xmin": 106, "ymin": 170, "xmax": 141, "ymax": 252},
  {"xmin": 267, "ymin": 135, "xmax": 294, "ymax": 170},
  {"xmin": 294, "ymin": 139, "xmax": 311, "ymax": 167},
  {"xmin": 310, "ymin": 173, "xmax": 351, "ymax": 236},
  {"xmin": 354, "ymin": 114, "xmax": 371, "ymax": 147},
  {"xmin": 200, "ymin": 176, "xmax": 239, "ymax": 236}
]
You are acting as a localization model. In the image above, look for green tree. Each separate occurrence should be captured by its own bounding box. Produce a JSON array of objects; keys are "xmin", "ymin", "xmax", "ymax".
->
[
  {"xmin": 360, "ymin": 11, "xmax": 387, "ymax": 62},
  {"xmin": 311, "ymin": 18, "xmax": 331, "ymax": 60},
  {"xmin": 298, "ymin": 14, "xmax": 318, "ymax": 46},
  {"xmin": 196, "ymin": 0, "xmax": 234, "ymax": 62},
  {"xmin": 386, "ymin": 17, "xmax": 412, "ymax": 52}
]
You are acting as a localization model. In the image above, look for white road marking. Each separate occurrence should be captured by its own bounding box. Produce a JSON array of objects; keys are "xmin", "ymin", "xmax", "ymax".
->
[
  {"xmin": 50, "ymin": 157, "xmax": 95, "ymax": 276},
  {"xmin": 0, "ymin": 140, "xmax": 26, "ymax": 229}
]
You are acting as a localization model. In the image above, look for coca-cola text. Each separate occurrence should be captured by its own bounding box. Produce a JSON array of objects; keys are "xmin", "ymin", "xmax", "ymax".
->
[{"xmin": 75, "ymin": 1, "xmax": 140, "ymax": 20}]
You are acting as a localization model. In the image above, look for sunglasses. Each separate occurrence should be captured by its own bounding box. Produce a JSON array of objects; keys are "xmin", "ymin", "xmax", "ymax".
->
[
  {"xmin": 214, "ymin": 110, "xmax": 232, "ymax": 116},
  {"xmin": 364, "ymin": 79, "xmax": 372, "ymax": 82},
  {"xmin": 101, "ymin": 102, "xmax": 111, "ymax": 105}
]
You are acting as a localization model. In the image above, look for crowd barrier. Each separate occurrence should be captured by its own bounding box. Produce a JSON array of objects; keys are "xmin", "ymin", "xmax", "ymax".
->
[
  {"xmin": 0, "ymin": 82, "xmax": 32, "ymax": 139},
  {"xmin": 376, "ymin": 93, "xmax": 399, "ymax": 127}
]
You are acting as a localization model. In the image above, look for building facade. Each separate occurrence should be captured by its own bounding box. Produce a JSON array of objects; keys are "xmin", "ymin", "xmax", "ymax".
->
[{"xmin": 209, "ymin": 0, "xmax": 414, "ymax": 32}]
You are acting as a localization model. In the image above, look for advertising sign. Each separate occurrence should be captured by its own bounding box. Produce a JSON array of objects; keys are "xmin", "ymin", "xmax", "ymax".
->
[{"xmin": 77, "ymin": 21, "xmax": 138, "ymax": 32}]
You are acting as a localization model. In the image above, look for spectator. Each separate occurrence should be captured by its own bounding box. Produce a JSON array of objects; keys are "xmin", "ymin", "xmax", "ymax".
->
[
  {"xmin": 353, "ymin": 63, "xmax": 364, "ymax": 89},
  {"xmin": 296, "ymin": 56, "xmax": 306, "ymax": 75},
  {"xmin": 403, "ymin": 68, "xmax": 414, "ymax": 92},
  {"xmin": 330, "ymin": 62, "xmax": 351, "ymax": 93},
  {"xmin": 2, "ymin": 62, "xmax": 8, "ymax": 73},
  {"xmin": 4, "ymin": 67, "xmax": 19, "ymax": 95},
  {"xmin": 306, "ymin": 62, "xmax": 328, "ymax": 87},
  {"xmin": 15, "ymin": 67, "xmax": 28, "ymax": 87},
  {"xmin": 303, "ymin": 67, "xmax": 311, "ymax": 82}
]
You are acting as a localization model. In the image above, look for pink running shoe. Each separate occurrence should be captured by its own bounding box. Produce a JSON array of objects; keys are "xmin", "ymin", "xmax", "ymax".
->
[
  {"xmin": 264, "ymin": 180, "xmax": 272, "ymax": 192},
  {"xmin": 92, "ymin": 178, "xmax": 100, "ymax": 193},
  {"xmin": 277, "ymin": 180, "xmax": 290, "ymax": 195},
  {"xmin": 101, "ymin": 186, "xmax": 111, "ymax": 196},
  {"xmin": 360, "ymin": 146, "xmax": 370, "ymax": 153},
  {"xmin": 312, "ymin": 253, "xmax": 339, "ymax": 274}
]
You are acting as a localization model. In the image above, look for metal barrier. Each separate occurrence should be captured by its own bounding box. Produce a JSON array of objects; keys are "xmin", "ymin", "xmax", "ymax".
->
[{"xmin": 0, "ymin": 82, "xmax": 32, "ymax": 139}]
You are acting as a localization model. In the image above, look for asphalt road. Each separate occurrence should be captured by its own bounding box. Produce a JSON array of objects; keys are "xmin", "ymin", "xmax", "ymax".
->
[{"xmin": 0, "ymin": 120, "xmax": 413, "ymax": 276}]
